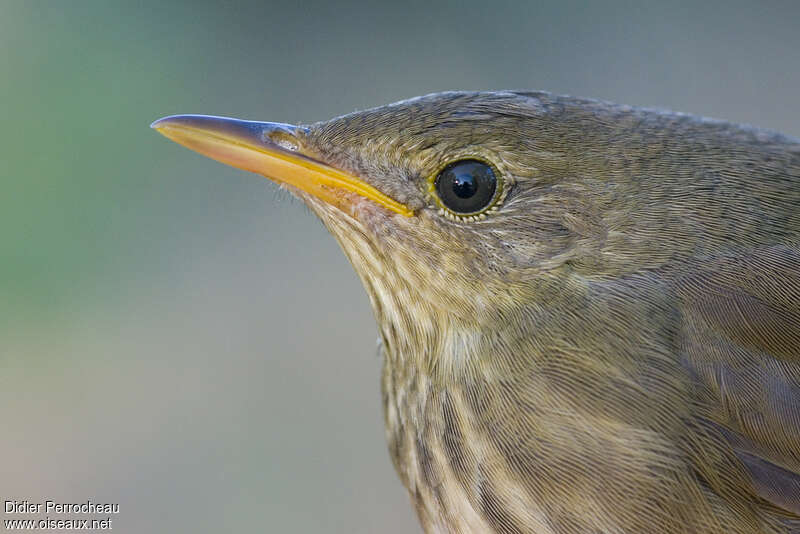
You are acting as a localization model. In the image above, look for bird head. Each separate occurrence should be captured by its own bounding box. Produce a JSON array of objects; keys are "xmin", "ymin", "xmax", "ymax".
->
[{"xmin": 151, "ymin": 91, "xmax": 662, "ymax": 376}]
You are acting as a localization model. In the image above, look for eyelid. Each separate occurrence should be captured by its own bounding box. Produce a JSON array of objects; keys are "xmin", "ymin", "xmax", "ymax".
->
[{"xmin": 426, "ymin": 155, "xmax": 508, "ymax": 222}]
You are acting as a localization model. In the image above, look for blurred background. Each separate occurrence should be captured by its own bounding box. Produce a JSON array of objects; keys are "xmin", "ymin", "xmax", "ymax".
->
[{"xmin": 2, "ymin": 1, "xmax": 799, "ymax": 532}]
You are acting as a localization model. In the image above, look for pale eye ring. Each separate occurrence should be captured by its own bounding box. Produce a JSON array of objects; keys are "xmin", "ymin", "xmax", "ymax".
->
[{"xmin": 433, "ymin": 159, "xmax": 502, "ymax": 216}]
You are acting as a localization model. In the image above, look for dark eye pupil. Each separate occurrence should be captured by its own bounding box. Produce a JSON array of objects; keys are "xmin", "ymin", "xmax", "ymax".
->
[
  {"xmin": 434, "ymin": 159, "xmax": 497, "ymax": 215},
  {"xmin": 452, "ymin": 173, "xmax": 478, "ymax": 198}
]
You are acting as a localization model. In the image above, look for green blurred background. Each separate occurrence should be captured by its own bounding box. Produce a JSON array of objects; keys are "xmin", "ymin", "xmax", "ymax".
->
[{"xmin": 2, "ymin": 1, "xmax": 799, "ymax": 532}]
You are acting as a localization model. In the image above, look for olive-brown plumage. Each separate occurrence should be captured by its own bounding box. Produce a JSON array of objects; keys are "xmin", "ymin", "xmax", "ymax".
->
[{"xmin": 154, "ymin": 91, "xmax": 800, "ymax": 533}]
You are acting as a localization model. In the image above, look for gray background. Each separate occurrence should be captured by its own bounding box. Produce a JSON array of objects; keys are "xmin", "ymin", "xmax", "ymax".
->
[{"xmin": 2, "ymin": 1, "xmax": 799, "ymax": 532}]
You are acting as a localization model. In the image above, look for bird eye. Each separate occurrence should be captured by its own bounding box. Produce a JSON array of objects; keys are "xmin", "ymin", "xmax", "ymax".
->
[{"xmin": 433, "ymin": 159, "xmax": 500, "ymax": 217}]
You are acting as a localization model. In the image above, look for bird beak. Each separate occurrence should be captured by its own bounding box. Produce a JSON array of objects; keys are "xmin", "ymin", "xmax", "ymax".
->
[{"xmin": 150, "ymin": 114, "xmax": 413, "ymax": 217}]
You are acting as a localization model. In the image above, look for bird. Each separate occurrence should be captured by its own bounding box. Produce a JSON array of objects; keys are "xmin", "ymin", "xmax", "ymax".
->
[{"xmin": 152, "ymin": 91, "xmax": 800, "ymax": 534}]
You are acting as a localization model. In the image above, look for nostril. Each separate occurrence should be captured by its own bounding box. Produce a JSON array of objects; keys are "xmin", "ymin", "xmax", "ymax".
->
[{"xmin": 264, "ymin": 129, "xmax": 300, "ymax": 152}]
